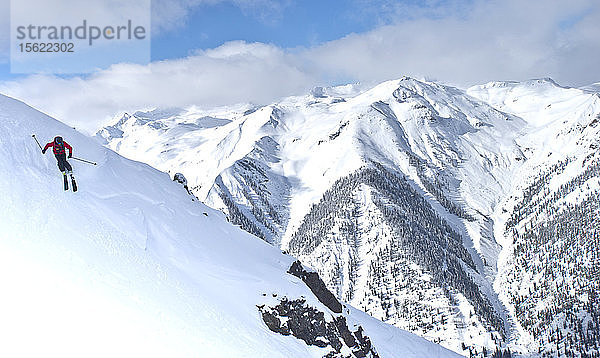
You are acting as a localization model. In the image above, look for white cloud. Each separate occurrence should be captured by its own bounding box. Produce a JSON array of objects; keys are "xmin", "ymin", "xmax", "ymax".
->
[
  {"xmin": 1, "ymin": 0, "xmax": 599, "ymax": 134},
  {"xmin": 0, "ymin": 41, "xmax": 319, "ymax": 133},
  {"xmin": 307, "ymin": 0, "xmax": 600, "ymax": 87}
]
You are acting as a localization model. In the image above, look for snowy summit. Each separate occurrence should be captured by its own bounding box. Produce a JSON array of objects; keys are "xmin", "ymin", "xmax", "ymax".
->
[{"xmin": 0, "ymin": 93, "xmax": 458, "ymax": 357}]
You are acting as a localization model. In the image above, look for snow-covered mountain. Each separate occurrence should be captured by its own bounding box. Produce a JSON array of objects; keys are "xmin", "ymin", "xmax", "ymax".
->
[
  {"xmin": 468, "ymin": 79, "xmax": 600, "ymax": 356},
  {"xmin": 0, "ymin": 93, "xmax": 461, "ymax": 357},
  {"xmin": 97, "ymin": 77, "xmax": 600, "ymax": 357}
]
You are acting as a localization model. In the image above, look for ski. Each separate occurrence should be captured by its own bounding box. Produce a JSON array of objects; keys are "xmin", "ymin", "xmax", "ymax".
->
[
  {"xmin": 71, "ymin": 175, "xmax": 78, "ymax": 192},
  {"xmin": 63, "ymin": 173, "xmax": 69, "ymax": 191}
]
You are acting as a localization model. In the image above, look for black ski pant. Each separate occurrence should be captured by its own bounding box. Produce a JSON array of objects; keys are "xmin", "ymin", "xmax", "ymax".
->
[{"xmin": 55, "ymin": 154, "xmax": 73, "ymax": 173}]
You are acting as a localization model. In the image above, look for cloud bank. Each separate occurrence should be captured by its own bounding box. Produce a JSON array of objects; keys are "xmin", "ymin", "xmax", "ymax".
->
[
  {"xmin": 1, "ymin": 42, "xmax": 317, "ymax": 132},
  {"xmin": 1, "ymin": 0, "xmax": 598, "ymax": 133}
]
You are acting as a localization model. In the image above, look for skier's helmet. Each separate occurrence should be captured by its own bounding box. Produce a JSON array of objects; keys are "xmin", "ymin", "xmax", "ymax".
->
[{"xmin": 54, "ymin": 136, "xmax": 63, "ymax": 145}]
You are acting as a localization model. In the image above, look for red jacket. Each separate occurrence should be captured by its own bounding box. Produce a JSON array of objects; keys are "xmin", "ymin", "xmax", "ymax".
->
[{"xmin": 44, "ymin": 140, "xmax": 73, "ymax": 157}]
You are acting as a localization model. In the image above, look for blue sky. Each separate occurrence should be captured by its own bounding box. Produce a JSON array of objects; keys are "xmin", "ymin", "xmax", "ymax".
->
[
  {"xmin": 152, "ymin": 0, "xmax": 378, "ymax": 61},
  {"xmin": 1, "ymin": 0, "xmax": 385, "ymax": 80}
]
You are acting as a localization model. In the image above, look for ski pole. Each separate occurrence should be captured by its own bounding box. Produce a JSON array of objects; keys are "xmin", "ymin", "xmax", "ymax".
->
[
  {"xmin": 32, "ymin": 134, "xmax": 43, "ymax": 150},
  {"xmin": 70, "ymin": 156, "xmax": 97, "ymax": 166}
]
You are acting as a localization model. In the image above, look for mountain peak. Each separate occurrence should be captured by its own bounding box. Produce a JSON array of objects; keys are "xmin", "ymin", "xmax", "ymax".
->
[
  {"xmin": 474, "ymin": 77, "xmax": 563, "ymax": 91},
  {"xmin": 1, "ymin": 81, "xmax": 461, "ymax": 358}
]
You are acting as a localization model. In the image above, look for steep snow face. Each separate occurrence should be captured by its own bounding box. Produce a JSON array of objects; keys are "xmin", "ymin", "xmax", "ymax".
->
[
  {"xmin": 286, "ymin": 165, "xmax": 506, "ymax": 354},
  {"xmin": 100, "ymin": 77, "xmax": 524, "ymax": 251},
  {"xmin": 98, "ymin": 77, "xmax": 530, "ymax": 355},
  {"xmin": 470, "ymin": 79, "xmax": 600, "ymax": 355},
  {"xmin": 0, "ymin": 94, "xmax": 459, "ymax": 358},
  {"xmin": 468, "ymin": 78, "xmax": 600, "ymax": 176}
]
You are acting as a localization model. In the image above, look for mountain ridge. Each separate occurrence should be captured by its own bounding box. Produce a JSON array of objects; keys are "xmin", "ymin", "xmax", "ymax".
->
[
  {"xmin": 97, "ymin": 76, "xmax": 600, "ymax": 356},
  {"xmin": 0, "ymin": 92, "xmax": 459, "ymax": 358}
]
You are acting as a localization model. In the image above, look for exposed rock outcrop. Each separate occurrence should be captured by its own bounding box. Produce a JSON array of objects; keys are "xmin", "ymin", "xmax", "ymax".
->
[
  {"xmin": 258, "ymin": 297, "xmax": 379, "ymax": 358},
  {"xmin": 287, "ymin": 260, "xmax": 343, "ymax": 314}
]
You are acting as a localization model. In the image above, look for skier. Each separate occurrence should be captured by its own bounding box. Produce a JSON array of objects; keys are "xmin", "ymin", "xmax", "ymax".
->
[{"xmin": 42, "ymin": 136, "xmax": 77, "ymax": 191}]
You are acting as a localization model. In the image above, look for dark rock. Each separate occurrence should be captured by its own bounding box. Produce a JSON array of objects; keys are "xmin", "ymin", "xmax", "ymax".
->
[
  {"xmin": 353, "ymin": 326, "xmax": 376, "ymax": 358},
  {"xmin": 173, "ymin": 173, "xmax": 188, "ymax": 186},
  {"xmin": 261, "ymin": 311, "xmax": 286, "ymax": 335},
  {"xmin": 288, "ymin": 260, "xmax": 343, "ymax": 313},
  {"xmin": 333, "ymin": 316, "xmax": 356, "ymax": 348},
  {"xmin": 258, "ymin": 297, "xmax": 379, "ymax": 358},
  {"xmin": 173, "ymin": 172, "xmax": 196, "ymax": 198}
]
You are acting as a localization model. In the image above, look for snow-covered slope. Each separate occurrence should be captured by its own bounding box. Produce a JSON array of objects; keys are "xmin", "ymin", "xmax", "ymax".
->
[
  {"xmin": 469, "ymin": 79, "xmax": 600, "ymax": 356},
  {"xmin": 97, "ymin": 76, "xmax": 600, "ymax": 357},
  {"xmin": 0, "ymin": 93, "xmax": 459, "ymax": 358},
  {"xmin": 98, "ymin": 77, "xmax": 532, "ymax": 355}
]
